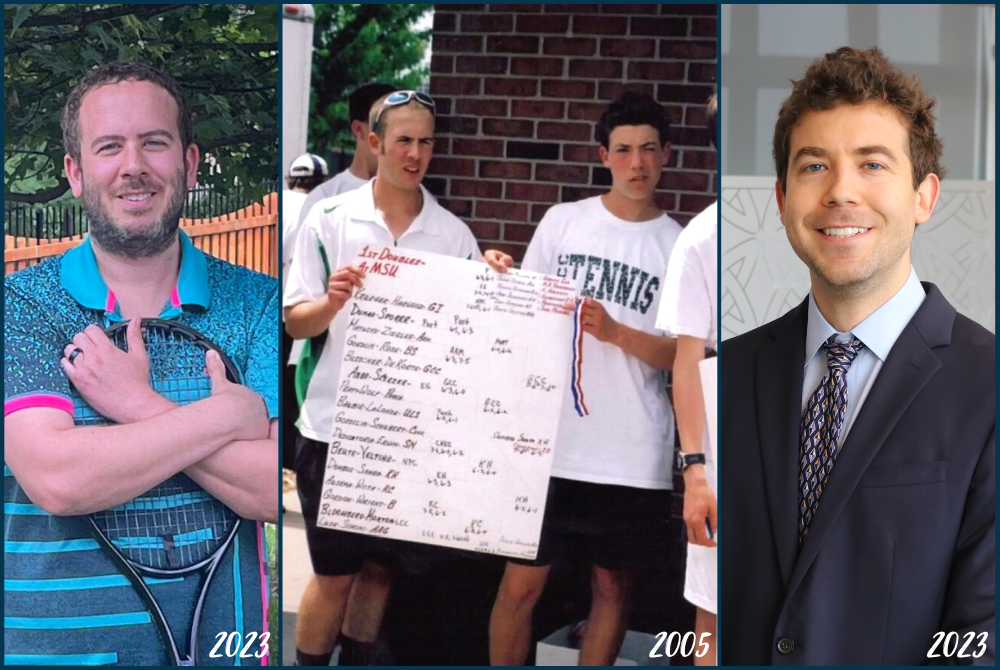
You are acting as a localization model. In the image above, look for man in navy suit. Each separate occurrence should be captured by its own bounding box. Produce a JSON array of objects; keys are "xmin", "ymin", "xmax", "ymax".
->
[{"xmin": 721, "ymin": 46, "xmax": 994, "ymax": 665}]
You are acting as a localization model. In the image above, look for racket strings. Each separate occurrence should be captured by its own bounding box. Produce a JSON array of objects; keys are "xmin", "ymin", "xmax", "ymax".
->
[
  {"xmin": 74, "ymin": 323, "xmax": 238, "ymax": 572},
  {"xmin": 94, "ymin": 478, "xmax": 235, "ymax": 571},
  {"xmin": 113, "ymin": 328, "xmax": 214, "ymax": 404}
]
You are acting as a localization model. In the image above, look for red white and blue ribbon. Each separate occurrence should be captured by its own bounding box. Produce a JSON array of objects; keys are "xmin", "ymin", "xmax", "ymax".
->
[{"xmin": 571, "ymin": 299, "xmax": 589, "ymax": 417}]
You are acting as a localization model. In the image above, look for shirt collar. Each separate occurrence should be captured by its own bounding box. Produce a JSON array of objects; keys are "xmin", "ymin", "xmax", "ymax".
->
[
  {"xmin": 805, "ymin": 266, "xmax": 926, "ymax": 367},
  {"xmin": 60, "ymin": 230, "xmax": 211, "ymax": 321},
  {"xmin": 351, "ymin": 180, "xmax": 444, "ymax": 238}
]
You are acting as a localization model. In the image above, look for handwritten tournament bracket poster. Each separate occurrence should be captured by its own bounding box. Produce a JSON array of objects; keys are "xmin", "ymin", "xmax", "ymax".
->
[{"xmin": 316, "ymin": 245, "xmax": 577, "ymax": 559}]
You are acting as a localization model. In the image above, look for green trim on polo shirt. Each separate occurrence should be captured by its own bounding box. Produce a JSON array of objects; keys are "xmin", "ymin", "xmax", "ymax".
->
[{"xmin": 294, "ymin": 240, "xmax": 332, "ymax": 409}]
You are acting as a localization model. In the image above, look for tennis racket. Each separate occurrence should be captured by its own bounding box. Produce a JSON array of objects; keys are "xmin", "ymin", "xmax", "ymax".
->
[{"xmin": 70, "ymin": 318, "xmax": 243, "ymax": 666}]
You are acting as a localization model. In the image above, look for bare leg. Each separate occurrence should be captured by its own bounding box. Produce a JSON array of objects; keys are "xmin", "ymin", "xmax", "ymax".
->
[
  {"xmin": 693, "ymin": 607, "xmax": 717, "ymax": 666},
  {"xmin": 578, "ymin": 566, "xmax": 630, "ymax": 666},
  {"xmin": 295, "ymin": 573, "xmax": 355, "ymax": 655},
  {"xmin": 489, "ymin": 562, "xmax": 551, "ymax": 665},
  {"xmin": 341, "ymin": 559, "xmax": 393, "ymax": 643}
]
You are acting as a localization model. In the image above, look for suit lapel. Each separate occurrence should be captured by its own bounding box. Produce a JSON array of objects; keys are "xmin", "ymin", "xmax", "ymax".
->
[
  {"xmin": 784, "ymin": 284, "xmax": 954, "ymax": 600},
  {"xmin": 756, "ymin": 298, "xmax": 808, "ymax": 587}
]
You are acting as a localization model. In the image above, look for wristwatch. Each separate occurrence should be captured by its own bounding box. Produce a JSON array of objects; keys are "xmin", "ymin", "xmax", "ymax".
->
[{"xmin": 675, "ymin": 451, "xmax": 706, "ymax": 473}]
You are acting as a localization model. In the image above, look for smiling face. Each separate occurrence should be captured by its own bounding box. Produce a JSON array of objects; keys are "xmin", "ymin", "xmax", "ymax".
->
[
  {"xmin": 65, "ymin": 79, "xmax": 199, "ymax": 258},
  {"xmin": 776, "ymin": 102, "xmax": 939, "ymax": 296},
  {"xmin": 599, "ymin": 124, "xmax": 668, "ymax": 204},
  {"xmin": 368, "ymin": 105, "xmax": 435, "ymax": 192}
]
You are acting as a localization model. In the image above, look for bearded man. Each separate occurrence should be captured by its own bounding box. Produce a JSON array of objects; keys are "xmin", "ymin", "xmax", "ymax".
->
[{"xmin": 4, "ymin": 62, "xmax": 279, "ymax": 666}]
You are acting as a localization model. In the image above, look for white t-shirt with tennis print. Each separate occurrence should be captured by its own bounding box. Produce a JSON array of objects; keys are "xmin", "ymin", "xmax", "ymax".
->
[
  {"xmin": 522, "ymin": 195, "xmax": 683, "ymax": 490},
  {"xmin": 284, "ymin": 180, "xmax": 482, "ymax": 443}
]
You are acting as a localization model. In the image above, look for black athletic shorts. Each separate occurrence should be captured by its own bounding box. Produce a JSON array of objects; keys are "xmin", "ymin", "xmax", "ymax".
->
[
  {"xmin": 295, "ymin": 435, "xmax": 418, "ymax": 576},
  {"xmin": 281, "ymin": 333, "xmax": 299, "ymax": 469},
  {"xmin": 510, "ymin": 477, "xmax": 671, "ymax": 571}
]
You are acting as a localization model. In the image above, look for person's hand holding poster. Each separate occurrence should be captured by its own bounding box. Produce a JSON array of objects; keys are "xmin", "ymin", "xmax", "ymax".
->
[{"xmin": 317, "ymin": 245, "xmax": 576, "ymax": 559}]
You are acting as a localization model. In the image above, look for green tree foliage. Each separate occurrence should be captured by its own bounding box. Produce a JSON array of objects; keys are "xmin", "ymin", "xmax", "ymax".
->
[
  {"xmin": 308, "ymin": 4, "xmax": 431, "ymax": 156},
  {"xmin": 4, "ymin": 4, "xmax": 278, "ymax": 204}
]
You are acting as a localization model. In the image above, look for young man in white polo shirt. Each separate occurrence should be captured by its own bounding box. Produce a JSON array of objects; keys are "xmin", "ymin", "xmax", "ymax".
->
[
  {"xmin": 282, "ymin": 90, "xmax": 391, "ymax": 663},
  {"xmin": 284, "ymin": 91, "xmax": 480, "ymax": 667},
  {"xmin": 484, "ymin": 92, "xmax": 682, "ymax": 666},
  {"xmin": 657, "ymin": 94, "xmax": 719, "ymax": 666},
  {"xmin": 283, "ymin": 85, "xmax": 393, "ymax": 305}
]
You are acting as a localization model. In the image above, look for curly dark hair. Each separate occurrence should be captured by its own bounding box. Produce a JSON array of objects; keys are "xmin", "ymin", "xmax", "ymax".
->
[
  {"xmin": 596, "ymin": 91, "xmax": 671, "ymax": 148},
  {"xmin": 62, "ymin": 62, "xmax": 193, "ymax": 164},
  {"xmin": 773, "ymin": 46, "xmax": 944, "ymax": 193}
]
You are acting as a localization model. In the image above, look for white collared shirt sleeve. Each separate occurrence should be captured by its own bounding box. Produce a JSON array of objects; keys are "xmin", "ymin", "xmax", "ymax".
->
[
  {"xmin": 298, "ymin": 170, "xmax": 369, "ymax": 228},
  {"xmin": 284, "ymin": 208, "xmax": 332, "ymax": 309}
]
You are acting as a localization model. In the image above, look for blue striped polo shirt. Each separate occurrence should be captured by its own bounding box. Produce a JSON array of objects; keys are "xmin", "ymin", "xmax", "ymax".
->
[{"xmin": 4, "ymin": 232, "xmax": 278, "ymax": 666}]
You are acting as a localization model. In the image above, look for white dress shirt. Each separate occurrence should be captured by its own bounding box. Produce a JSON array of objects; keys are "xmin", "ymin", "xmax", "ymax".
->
[{"xmin": 801, "ymin": 266, "xmax": 926, "ymax": 451}]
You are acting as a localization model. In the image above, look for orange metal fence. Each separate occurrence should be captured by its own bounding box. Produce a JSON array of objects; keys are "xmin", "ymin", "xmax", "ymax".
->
[{"xmin": 4, "ymin": 192, "xmax": 278, "ymax": 277}]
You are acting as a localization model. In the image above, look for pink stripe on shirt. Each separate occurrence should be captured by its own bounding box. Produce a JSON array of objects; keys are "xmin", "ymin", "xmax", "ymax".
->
[
  {"xmin": 257, "ymin": 521, "xmax": 269, "ymax": 665},
  {"xmin": 4, "ymin": 393, "xmax": 74, "ymax": 417}
]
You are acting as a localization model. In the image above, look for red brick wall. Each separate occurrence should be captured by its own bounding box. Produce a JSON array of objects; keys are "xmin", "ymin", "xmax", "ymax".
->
[{"xmin": 427, "ymin": 3, "xmax": 718, "ymax": 262}]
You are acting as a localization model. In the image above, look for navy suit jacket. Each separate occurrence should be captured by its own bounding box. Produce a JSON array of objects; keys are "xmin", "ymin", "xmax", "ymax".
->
[{"xmin": 720, "ymin": 283, "xmax": 995, "ymax": 665}]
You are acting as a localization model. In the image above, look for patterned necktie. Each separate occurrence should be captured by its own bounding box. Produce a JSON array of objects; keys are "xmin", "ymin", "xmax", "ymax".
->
[{"xmin": 798, "ymin": 335, "xmax": 865, "ymax": 542}]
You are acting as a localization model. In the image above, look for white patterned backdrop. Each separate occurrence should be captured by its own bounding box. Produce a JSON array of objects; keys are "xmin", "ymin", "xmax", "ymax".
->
[{"xmin": 721, "ymin": 177, "xmax": 995, "ymax": 339}]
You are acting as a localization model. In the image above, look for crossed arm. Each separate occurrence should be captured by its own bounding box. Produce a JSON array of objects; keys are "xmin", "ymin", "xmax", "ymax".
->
[{"xmin": 5, "ymin": 320, "xmax": 279, "ymax": 522}]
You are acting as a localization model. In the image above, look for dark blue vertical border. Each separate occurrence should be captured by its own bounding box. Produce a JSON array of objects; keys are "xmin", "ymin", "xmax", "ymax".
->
[
  {"xmin": 275, "ymin": 2, "xmax": 285, "ymax": 663},
  {"xmin": 715, "ymin": 3, "xmax": 723, "ymax": 663}
]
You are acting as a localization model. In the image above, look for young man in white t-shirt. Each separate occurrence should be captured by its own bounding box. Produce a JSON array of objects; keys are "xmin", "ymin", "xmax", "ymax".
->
[
  {"xmin": 284, "ymin": 91, "xmax": 481, "ymax": 668},
  {"xmin": 292, "ymin": 82, "xmax": 395, "ymax": 235},
  {"xmin": 484, "ymin": 92, "xmax": 682, "ymax": 666},
  {"xmin": 657, "ymin": 94, "xmax": 718, "ymax": 666}
]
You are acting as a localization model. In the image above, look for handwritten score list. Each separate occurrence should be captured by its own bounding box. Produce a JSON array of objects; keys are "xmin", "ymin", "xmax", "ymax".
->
[{"xmin": 317, "ymin": 245, "xmax": 576, "ymax": 559}]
